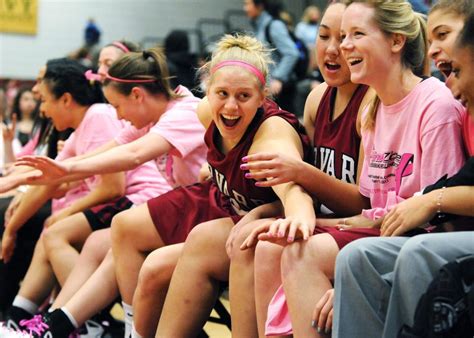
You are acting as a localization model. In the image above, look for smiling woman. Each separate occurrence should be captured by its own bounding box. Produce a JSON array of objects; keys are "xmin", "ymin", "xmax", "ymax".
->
[{"xmin": 112, "ymin": 34, "xmax": 315, "ymax": 337}]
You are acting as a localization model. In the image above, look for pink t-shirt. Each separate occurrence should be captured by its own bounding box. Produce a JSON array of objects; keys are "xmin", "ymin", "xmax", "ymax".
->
[
  {"xmin": 115, "ymin": 85, "xmax": 207, "ymax": 187},
  {"xmin": 359, "ymin": 77, "xmax": 466, "ymax": 220},
  {"xmin": 16, "ymin": 132, "xmax": 39, "ymax": 157},
  {"xmin": 53, "ymin": 103, "xmax": 168, "ymax": 212}
]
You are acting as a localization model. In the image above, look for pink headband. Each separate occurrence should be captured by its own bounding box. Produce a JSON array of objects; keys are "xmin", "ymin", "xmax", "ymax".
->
[
  {"xmin": 211, "ymin": 60, "xmax": 266, "ymax": 86},
  {"xmin": 105, "ymin": 73, "xmax": 156, "ymax": 83},
  {"xmin": 85, "ymin": 70, "xmax": 102, "ymax": 82},
  {"xmin": 112, "ymin": 41, "xmax": 130, "ymax": 53}
]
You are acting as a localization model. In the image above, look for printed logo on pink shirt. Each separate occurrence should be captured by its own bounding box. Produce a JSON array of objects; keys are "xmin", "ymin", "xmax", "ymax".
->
[{"xmin": 368, "ymin": 151, "xmax": 414, "ymax": 193}]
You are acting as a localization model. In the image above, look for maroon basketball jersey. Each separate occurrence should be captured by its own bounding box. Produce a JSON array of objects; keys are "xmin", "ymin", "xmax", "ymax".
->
[
  {"xmin": 206, "ymin": 98, "xmax": 312, "ymax": 215},
  {"xmin": 313, "ymin": 85, "xmax": 369, "ymax": 184}
]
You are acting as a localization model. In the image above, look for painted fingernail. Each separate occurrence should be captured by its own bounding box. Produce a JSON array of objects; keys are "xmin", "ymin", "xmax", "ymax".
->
[
  {"xmin": 325, "ymin": 328, "xmax": 330, "ymax": 334},
  {"xmin": 311, "ymin": 320, "xmax": 316, "ymax": 328},
  {"xmin": 287, "ymin": 236, "xmax": 294, "ymax": 242},
  {"xmin": 278, "ymin": 231, "xmax": 284, "ymax": 237},
  {"xmin": 245, "ymin": 173, "xmax": 252, "ymax": 178},
  {"xmin": 317, "ymin": 327, "xmax": 321, "ymax": 333},
  {"xmin": 240, "ymin": 164, "xmax": 248, "ymax": 170},
  {"xmin": 242, "ymin": 156, "xmax": 248, "ymax": 162}
]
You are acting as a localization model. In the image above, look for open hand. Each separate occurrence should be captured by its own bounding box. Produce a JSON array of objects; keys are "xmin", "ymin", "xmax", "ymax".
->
[
  {"xmin": 241, "ymin": 152, "xmax": 303, "ymax": 187},
  {"xmin": 15, "ymin": 156, "xmax": 69, "ymax": 184},
  {"xmin": 312, "ymin": 289, "xmax": 334, "ymax": 335},
  {"xmin": 381, "ymin": 194, "xmax": 435, "ymax": 236}
]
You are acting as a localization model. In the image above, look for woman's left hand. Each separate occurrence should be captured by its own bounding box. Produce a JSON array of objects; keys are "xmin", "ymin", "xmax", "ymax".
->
[
  {"xmin": 240, "ymin": 216, "xmax": 315, "ymax": 249},
  {"xmin": 312, "ymin": 289, "xmax": 334, "ymax": 335},
  {"xmin": 381, "ymin": 194, "xmax": 435, "ymax": 236}
]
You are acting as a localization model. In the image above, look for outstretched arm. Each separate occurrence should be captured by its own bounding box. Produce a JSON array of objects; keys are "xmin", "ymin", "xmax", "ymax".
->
[
  {"xmin": 17, "ymin": 132, "xmax": 173, "ymax": 185},
  {"xmin": 244, "ymin": 116, "xmax": 316, "ymax": 245}
]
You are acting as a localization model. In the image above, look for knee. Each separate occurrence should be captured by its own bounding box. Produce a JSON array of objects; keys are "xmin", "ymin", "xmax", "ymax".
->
[
  {"xmin": 396, "ymin": 235, "xmax": 430, "ymax": 271},
  {"xmin": 254, "ymin": 241, "xmax": 281, "ymax": 273},
  {"xmin": 110, "ymin": 210, "xmax": 134, "ymax": 244},
  {"xmin": 335, "ymin": 239, "xmax": 367, "ymax": 276},
  {"xmin": 183, "ymin": 224, "xmax": 211, "ymax": 254},
  {"xmin": 229, "ymin": 229, "xmax": 254, "ymax": 265},
  {"xmin": 42, "ymin": 224, "xmax": 65, "ymax": 252},
  {"xmin": 81, "ymin": 233, "xmax": 110, "ymax": 264},
  {"xmin": 137, "ymin": 252, "xmax": 174, "ymax": 295},
  {"xmin": 281, "ymin": 241, "xmax": 306, "ymax": 278}
]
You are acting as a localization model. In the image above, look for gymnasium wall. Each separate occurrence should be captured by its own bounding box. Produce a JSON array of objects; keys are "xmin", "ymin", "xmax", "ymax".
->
[{"xmin": 0, "ymin": 0, "xmax": 241, "ymax": 80}]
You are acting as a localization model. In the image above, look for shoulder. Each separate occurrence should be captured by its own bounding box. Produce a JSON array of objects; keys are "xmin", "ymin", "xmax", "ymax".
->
[
  {"xmin": 304, "ymin": 82, "xmax": 329, "ymax": 120},
  {"xmin": 196, "ymin": 97, "xmax": 213, "ymax": 129},
  {"xmin": 268, "ymin": 19, "xmax": 288, "ymax": 35},
  {"xmin": 416, "ymin": 78, "xmax": 464, "ymax": 118},
  {"xmin": 251, "ymin": 114, "xmax": 304, "ymax": 155},
  {"xmin": 256, "ymin": 113, "xmax": 301, "ymax": 141}
]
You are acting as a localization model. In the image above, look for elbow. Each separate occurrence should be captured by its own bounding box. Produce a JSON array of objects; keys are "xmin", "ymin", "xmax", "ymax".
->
[{"xmin": 108, "ymin": 184, "xmax": 126, "ymax": 199}]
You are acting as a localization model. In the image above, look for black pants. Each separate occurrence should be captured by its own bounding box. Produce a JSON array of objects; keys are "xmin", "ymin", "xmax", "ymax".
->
[{"xmin": 0, "ymin": 196, "xmax": 50, "ymax": 313}]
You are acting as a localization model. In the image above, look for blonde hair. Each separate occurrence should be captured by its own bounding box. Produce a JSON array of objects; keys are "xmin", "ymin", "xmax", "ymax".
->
[
  {"xmin": 104, "ymin": 47, "xmax": 179, "ymax": 100},
  {"xmin": 204, "ymin": 34, "xmax": 273, "ymax": 90},
  {"xmin": 345, "ymin": 0, "xmax": 429, "ymax": 129}
]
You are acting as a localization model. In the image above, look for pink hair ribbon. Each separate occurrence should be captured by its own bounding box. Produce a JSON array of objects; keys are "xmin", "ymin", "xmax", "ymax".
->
[
  {"xmin": 84, "ymin": 70, "xmax": 102, "ymax": 82},
  {"xmin": 211, "ymin": 60, "xmax": 266, "ymax": 86}
]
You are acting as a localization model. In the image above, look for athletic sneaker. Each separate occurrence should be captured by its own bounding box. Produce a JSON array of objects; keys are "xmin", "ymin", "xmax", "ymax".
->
[
  {"xmin": 76, "ymin": 320, "xmax": 104, "ymax": 338},
  {"xmin": 0, "ymin": 323, "xmax": 31, "ymax": 337},
  {"xmin": 4, "ymin": 306, "xmax": 34, "ymax": 331},
  {"xmin": 16, "ymin": 309, "xmax": 76, "ymax": 338},
  {"xmin": 18, "ymin": 315, "xmax": 51, "ymax": 337}
]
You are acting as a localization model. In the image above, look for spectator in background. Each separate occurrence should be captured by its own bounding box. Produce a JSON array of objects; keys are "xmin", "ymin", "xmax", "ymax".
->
[
  {"xmin": 164, "ymin": 30, "xmax": 199, "ymax": 93},
  {"xmin": 243, "ymin": 0, "xmax": 299, "ymax": 114},
  {"xmin": 11, "ymin": 87, "xmax": 37, "ymax": 147},
  {"xmin": 295, "ymin": 5, "xmax": 321, "ymax": 51},
  {"xmin": 69, "ymin": 18, "xmax": 102, "ymax": 68}
]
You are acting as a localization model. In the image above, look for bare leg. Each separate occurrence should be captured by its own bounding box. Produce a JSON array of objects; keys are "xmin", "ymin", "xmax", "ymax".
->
[
  {"xmin": 43, "ymin": 212, "xmax": 93, "ymax": 285},
  {"xmin": 61, "ymin": 250, "xmax": 118, "ymax": 326},
  {"xmin": 229, "ymin": 219, "xmax": 271, "ymax": 338},
  {"xmin": 112, "ymin": 204, "xmax": 164, "ymax": 304},
  {"xmin": 133, "ymin": 244, "xmax": 182, "ymax": 337},
  {"xmin": 51, "ymin": 229, "xmax": 111, "ymax": 309},
  {"xmin": 156, "ymin": 218, "xmax": 234, "ymax": 337},
  {"xmin": 17, "ymin": 235, "xmax": 57, "ymax": 305},
  {"xmin": 254, "ymin": 241, "xmax": 285, "ymax": 338},
  {"xmin": 281, "ymin": 234, "xmax": 338, "ymax": 338}
]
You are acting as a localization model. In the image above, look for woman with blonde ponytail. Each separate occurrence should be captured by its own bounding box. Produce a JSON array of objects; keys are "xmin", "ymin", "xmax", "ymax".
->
[{"xmin": 119, "ymin": 33, "xmax": 314, "ymax": 338}]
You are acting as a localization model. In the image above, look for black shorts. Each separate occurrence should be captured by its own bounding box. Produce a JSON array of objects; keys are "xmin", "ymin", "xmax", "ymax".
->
[{"xmin": 83, "ymin": 196, "xmax": 133, "ymax": 231}]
